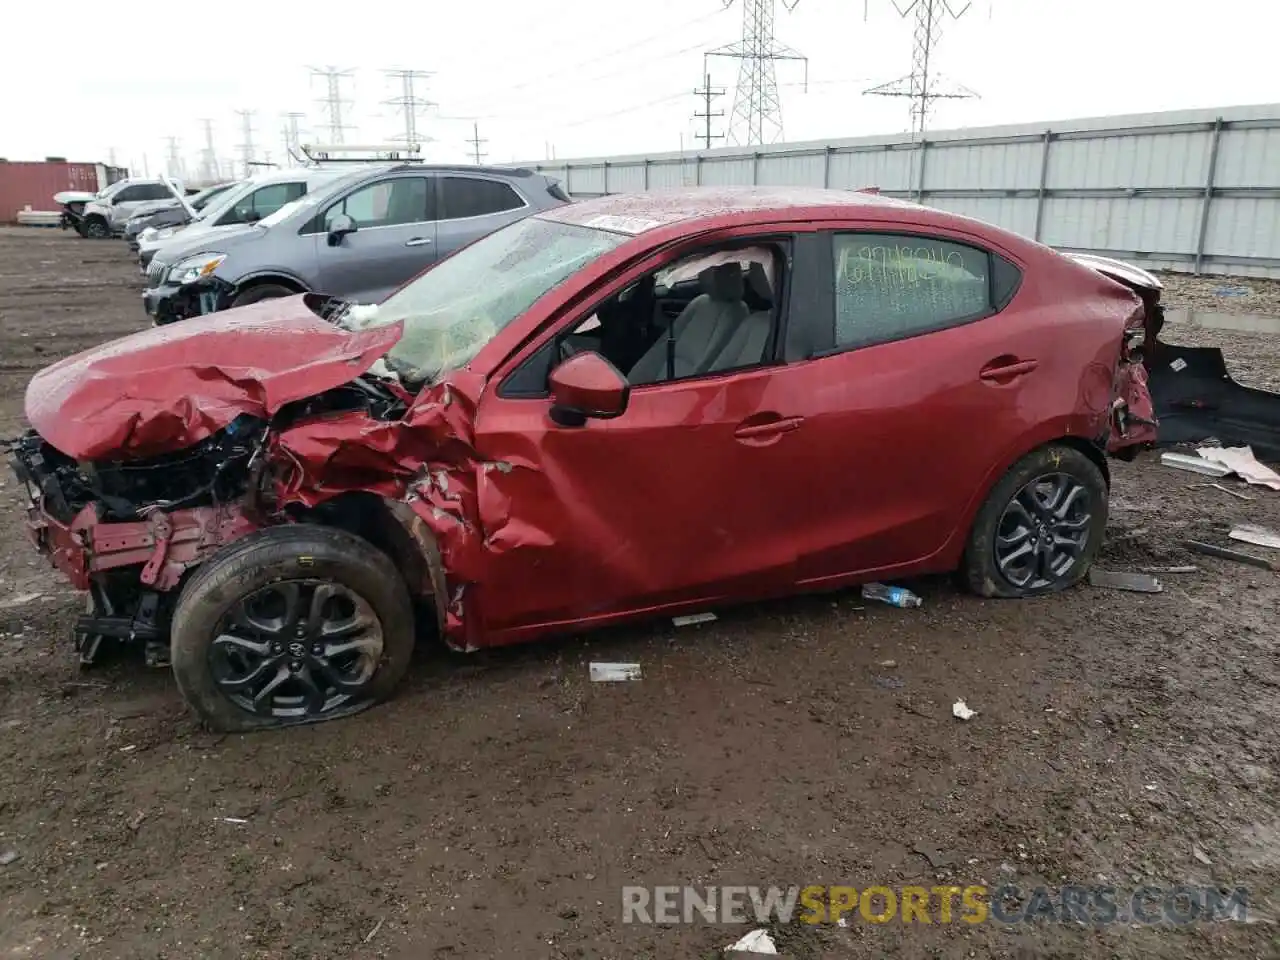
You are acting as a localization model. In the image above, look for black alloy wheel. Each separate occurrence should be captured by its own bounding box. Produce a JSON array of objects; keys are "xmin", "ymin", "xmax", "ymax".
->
[{"xmin": 961, "ymin": 444, "xmax": 1109, "ymax": 598}]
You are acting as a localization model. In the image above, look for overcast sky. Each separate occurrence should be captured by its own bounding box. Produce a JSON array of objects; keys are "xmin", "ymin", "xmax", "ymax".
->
[{"xmin": 3, "ymin": 0, "xmax": 1276, "ymax": 176}]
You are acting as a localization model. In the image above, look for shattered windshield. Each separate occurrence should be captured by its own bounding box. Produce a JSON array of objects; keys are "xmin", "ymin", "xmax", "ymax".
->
[{"xmin": 367, "ymin": 217, "xmax": 627, "ymax": 384}]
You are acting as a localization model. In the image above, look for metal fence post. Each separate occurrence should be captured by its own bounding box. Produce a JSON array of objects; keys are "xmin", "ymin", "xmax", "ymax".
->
[
  {"xmin": 696, "ymin": 154, "xmax": 703, "ymax": 187},
  {"xmin": 1194, "ymin": 117, "xmax": 1225, "ymax": 275},
  {"xmin": 602, "ymin": 161, "xmax": 609, "ymax": 196},
  {"xmin": 1033, "ymin": 130, "xmax": 1052, "ymax": 242},
  {"xmin": 643, "ymin": 159, "xmax": 650, "ymax": 191},
  {"xmin": 916, "ymin": 140, "xmax": 928, "ymax": 202},
  {"xmin": 564, "ymin": 163, "xmax": 572, "ymax": 195},
  {"xmin": 823, "ymin": 146, "xmax": 833, "ymax": 188},
  {"xmin": 753, "ymin": 152, "xmax": 761, "ymax": 186}
]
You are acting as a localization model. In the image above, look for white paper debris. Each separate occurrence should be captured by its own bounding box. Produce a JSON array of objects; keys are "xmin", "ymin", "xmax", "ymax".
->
[
  {"xmin": 952, "ymin": 700, "xmax": 977, "ymax": 721},
  {"xmin": 589, "ymin": 662, "xmax": 641, "ymax": 682},
  {"xmin": 725, "ymin": 929, "xmax": 778, "ymax": 954},
  {"xmin": 672, "ymin": 612, "xmax": 717, "ymax": 627},
  {"xmin": 1169, "ymin": 357, "xmax": 1188, "ymax": 372},
  {"xmin": 1229, "ymin": 524, "xmax": 1280, "ymax": 550},
  {"xmin": 1196, "ymin": 446, "xmax": 1280, "ymax": 491}
]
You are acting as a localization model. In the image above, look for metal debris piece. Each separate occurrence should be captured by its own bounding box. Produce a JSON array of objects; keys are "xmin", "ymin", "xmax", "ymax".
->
[
  {"xmin": 0, "ymin": 851, "xmax": 19, "ymax": 867},
  {"xmin": 878, "ymin": 659, "xmax": 898, "ymax": 668},
  {"xmin": 1088, "ymin": 568, "xmax": 1163, "ymax": 593},
  {"xmin": 1229, "ymin": 524, "xmax": 1280, "ymax": 551},
  {"xmin": 871, "ymin": 674, "xmax": 905, "ymax": 690},
  {"xmin": 1141, "ymin": 565, "xmax": 1199, "ymax": 574},
  {"xmin": 363, "ymin": 917, "xmax": 385, "ymax": 943},
  {"xmin": 1182, "ymin": 540, "xmax": 1280, "ymax": 572},
  {"xmin": 952, "ymin": 700, "xmax": 977, "ymax": 721},
  {"xmin": 1193, "ymin": 845, "xmax": 1213, "ymax": 866},
  {"xmin": 1207, "ymin": 483, "xmax": 1255, "ymax": 501},
  {"xmin": 589, "ymin": 662, "xmax": 641, "ymax": 682},
  {"xmin": 1161, "ymin": 452, "xmax": 1230, "ymax": 477},
  {"xmin": 672, "ymin": 612, "xmax": 717, "ymax": 627},
  {"xmin": 0, "ymin": 592, "xmax": 43, "ymax": 610}
]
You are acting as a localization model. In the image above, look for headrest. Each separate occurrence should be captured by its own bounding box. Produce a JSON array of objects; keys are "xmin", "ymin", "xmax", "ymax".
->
[
  {"xmin": 745, "ymin": 260, "xmax": 772, "ymax": 301},
  {"xmin": 699, "ymin": 262, "xmax": 745, "ymax": 301}
]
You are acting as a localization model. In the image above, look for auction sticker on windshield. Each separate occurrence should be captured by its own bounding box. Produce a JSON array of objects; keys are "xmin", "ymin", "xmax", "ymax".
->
[{"xmin": 581, "ymin": 214, "xmax": 662, "ymax": 235}]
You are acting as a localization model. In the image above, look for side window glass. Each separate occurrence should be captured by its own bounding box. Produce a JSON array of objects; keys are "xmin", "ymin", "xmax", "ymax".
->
[
  {"xmin": 146, "ymin": 183, "xmax": 174, "ymax": 201},
  {"xmin": 113, "ymin": 186, "xmax": 144, "ymax": 203},
  {"xmin": 439, "ymin": 177, "xmax": 524, "ymax": 220},
  {"xmin": 326, "ymin": 178, "xmax": 430, "ymax": 229},
  {"xmin": 832, "ymin": 233, "xmax": 993, "ymax": 350}
]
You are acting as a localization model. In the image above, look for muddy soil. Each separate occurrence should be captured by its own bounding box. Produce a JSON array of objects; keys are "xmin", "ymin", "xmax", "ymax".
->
[{"xmin": 0, "ymin": 228, "xmax": 1278, "ymax": 959}]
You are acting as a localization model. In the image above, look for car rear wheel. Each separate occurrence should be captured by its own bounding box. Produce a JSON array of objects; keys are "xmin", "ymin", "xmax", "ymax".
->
[
  {"xmin": 231, "ymin": 283, "xmax": 295, "ymax": 308},
  {"xmin": 961, "ymin": 444, "xmax": 1108, "ymax": 598},
  {"xmin": 170, "ymin": 526, "xmax": 415, "ymax": 732}
]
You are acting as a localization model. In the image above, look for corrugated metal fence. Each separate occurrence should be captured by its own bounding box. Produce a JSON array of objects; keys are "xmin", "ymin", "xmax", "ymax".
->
[{"xmin": 525, "ymin": 104, "xmax": 1280, "ymax": 278}]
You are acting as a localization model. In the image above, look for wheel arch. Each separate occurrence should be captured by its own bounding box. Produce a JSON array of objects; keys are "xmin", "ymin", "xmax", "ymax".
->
[
  {"xmin": 294, "ymin": 492, "xmax": 447, "ymax": 642},
  {"xmin": 939, "ymin": 422, "xmax": 1112, "ymax": 570},
  {"xmin": 233, "ymin": 270, "xmax": 310, "ymax": 297}
]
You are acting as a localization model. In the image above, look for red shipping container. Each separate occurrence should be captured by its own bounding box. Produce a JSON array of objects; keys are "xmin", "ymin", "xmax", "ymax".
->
[{"xmin": 0, "ymin": 162, "xmax": 100, "ymax": 223}]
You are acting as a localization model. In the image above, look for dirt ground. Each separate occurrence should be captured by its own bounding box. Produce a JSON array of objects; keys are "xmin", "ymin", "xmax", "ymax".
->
[{"xmin": 0, "ymin": 227, "xmax": 1278, "ymax": 959}]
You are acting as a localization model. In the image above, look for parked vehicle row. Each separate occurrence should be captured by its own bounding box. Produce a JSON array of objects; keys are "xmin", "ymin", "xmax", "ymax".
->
[
  {"xmin": 124, "ymin": 180, "xmax": 239, "ymax": 250},
  {"xmin": 55, "ymin": 177, "xmax": 193, "ymax": 238},
  {"xmin": 9, "ymin": 185, "xmax": 1163, "ymax": 733}
]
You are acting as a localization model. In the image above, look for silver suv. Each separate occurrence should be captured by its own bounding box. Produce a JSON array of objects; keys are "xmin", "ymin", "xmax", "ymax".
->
[
  {"xmin": 141, "ymin": 164, "xmax": 570, "ymax": 324},
  {"xmin": 79, "ymin": 178, "xmax": 186, "ymax": 238}
]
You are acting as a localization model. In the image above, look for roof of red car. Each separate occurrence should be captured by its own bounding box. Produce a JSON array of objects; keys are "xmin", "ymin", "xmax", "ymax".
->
[{"xmin": 537, "ymin": 186, "xmax": 916, "ymax": 236}]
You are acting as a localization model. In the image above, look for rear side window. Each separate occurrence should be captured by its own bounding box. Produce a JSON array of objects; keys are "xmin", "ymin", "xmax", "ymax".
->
[
  {"xmin": 831, "ymin": 233, "xmax": 1015, "ymax": 350},
  {"xmin": 439, "ymin": 177, "xmax": 524, "ymax": 220}
]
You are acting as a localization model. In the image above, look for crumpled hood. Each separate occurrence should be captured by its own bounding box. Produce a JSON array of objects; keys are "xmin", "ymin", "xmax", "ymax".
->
[{"xmin": 25, "ymin": 295, "xmax": 403, "ymax": 461}]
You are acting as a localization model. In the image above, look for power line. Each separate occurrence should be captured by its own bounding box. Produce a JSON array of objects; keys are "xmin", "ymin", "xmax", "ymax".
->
[
  {"xmin": 384, "ymin": 68, "xmax": 437, "ymax": 146},
  {"xmin": 693, "ymin": 72, "xmax": 726, "ymax": 149},
  {"xmin": 707, "ymin": 0, "xmax": 808, "ymax": 146},
  {"xmin": 466, "ymin": 122, "xmax": 488, "ymax": 164},
  {"xmin": 234, "ymin": 109, "xmax": 257, "ymax": 177},
  {"xmin": 863, "ymin": 0, "xmax": 979, "ymax": 136},
  {"xmin": 310, "ymin": 66, "xmax": 356, "ymax": 143}
]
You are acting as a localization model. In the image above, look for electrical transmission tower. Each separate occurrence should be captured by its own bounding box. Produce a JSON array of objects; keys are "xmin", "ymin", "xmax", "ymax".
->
[
  {"xmin": 234, "ymin": 110, "xmax": 257, "ymax": 177},
  {"xmin": 693, "ymin": 73, "xmax": 726, "ymax": 149},
  {"xmin": 706, "ymin": 0, "xmax": 807, "ymax": 146},
  {"xmin": 864, "ymin": 0, "xmax": 978, "ymax": 136},
  {"xmin": 198, "ymin": 119, "xmax": 219, "ymax": 182},
  {"xmin": 280, "ymin": 112, "xmax": 306, "ymax": 165},
  {"xmin": 310, "ymin": 66, "xmax": 356, "ymax": 143},
  {"xmin": 466, "ymin": 122, "xmax": 488, "ymax": 165},
  {"xmin": 383, "ymin": 68, "xmax": 436, "ymax": 147},
  {"xmin": 164, "ymin": 136, "xmax": 184, "ymax": 178}
]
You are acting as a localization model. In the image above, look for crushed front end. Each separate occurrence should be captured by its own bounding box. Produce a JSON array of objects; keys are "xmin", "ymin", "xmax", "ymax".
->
[{"xmin": 7, "ymin": 418, "xmax": 266, "ymax": 666}]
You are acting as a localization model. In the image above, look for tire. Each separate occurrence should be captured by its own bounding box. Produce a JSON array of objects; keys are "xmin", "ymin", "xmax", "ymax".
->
[
  {"xmin": 960, "ymin": 444, "xmax": 1108, "ymax": 598},
  {"xmin": 82, "ymin": 217, "xmax": 109, "ymax": 239},
  {"xmin": 231, "ymin": 283, "xmax": 295, "ymax": 308},
  {"xmin": 170, "ymin": 525, "xmax": 415, "ymax": 732}
]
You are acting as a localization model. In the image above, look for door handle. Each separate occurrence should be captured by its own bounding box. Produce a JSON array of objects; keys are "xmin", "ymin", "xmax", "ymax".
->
[
  {"xmin": 734, "ymin": 415, "xmax": 804, "ymax": 440},
  {"xmin": 404, "ymin": 237, "xmax": 433, "ymax": 247},
  {"xmin": 979, "ymin": 357, "xmax": 1039, "ymax": 382}
]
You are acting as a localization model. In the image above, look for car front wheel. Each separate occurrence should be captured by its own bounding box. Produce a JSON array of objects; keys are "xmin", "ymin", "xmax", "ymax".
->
[
  {"xmin": 170, "ymin": 526, "xmax": 415, "ymax": 732},
  {"xmin": 961, "ymin": 444, "xmax": 1108, "ymax": 598}
]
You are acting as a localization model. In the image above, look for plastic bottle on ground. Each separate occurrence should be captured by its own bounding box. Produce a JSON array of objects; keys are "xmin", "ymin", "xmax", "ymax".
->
[{"xmin": 860, "ymin": 582, "xmax": 923, "ymax": 608}]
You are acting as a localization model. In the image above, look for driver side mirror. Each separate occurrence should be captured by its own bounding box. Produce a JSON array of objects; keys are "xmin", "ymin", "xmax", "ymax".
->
[
  {"xmin": 327, "ymin": 213, "xmax": 357, "ymax": 247},
  {"xmin": 548, "ymin": 351, "xmax": 629, "ymax": 427}
]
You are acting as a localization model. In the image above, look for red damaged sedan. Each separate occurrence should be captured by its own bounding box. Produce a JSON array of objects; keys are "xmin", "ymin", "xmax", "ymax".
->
[{"xmin": 7, "ymin": 187, "xmax": 1158, "ymax": 731}]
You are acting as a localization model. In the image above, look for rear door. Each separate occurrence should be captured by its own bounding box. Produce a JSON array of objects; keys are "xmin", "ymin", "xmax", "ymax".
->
[
  {"xmin": 311, "ymin": 174, "xmax": 438, "ymax": 302},
  {"xmin": 777, "ymin": 228, "xmax": 1035, "ymax": 584},
  {"xmin": 434, "ymin": 175, "xmax": 531, "ymax": 259}
]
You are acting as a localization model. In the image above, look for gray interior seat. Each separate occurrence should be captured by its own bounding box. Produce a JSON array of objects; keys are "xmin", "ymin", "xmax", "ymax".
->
[
  {"xmin": 627, "ymin": 262, "xmax": 750, "ymax": 384},
  {"xmin": 707, "ymin": 261, "xmax": 774, "ymax": 372}
]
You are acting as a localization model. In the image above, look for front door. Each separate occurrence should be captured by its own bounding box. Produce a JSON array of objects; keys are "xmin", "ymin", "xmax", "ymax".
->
[
  {"xmin": 313, "ymin": 174, "xmax": 438, "ymax": 303},
  {"xmin": 470, "ymin": 366, "xmax": 805, "ymax": 636}
]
